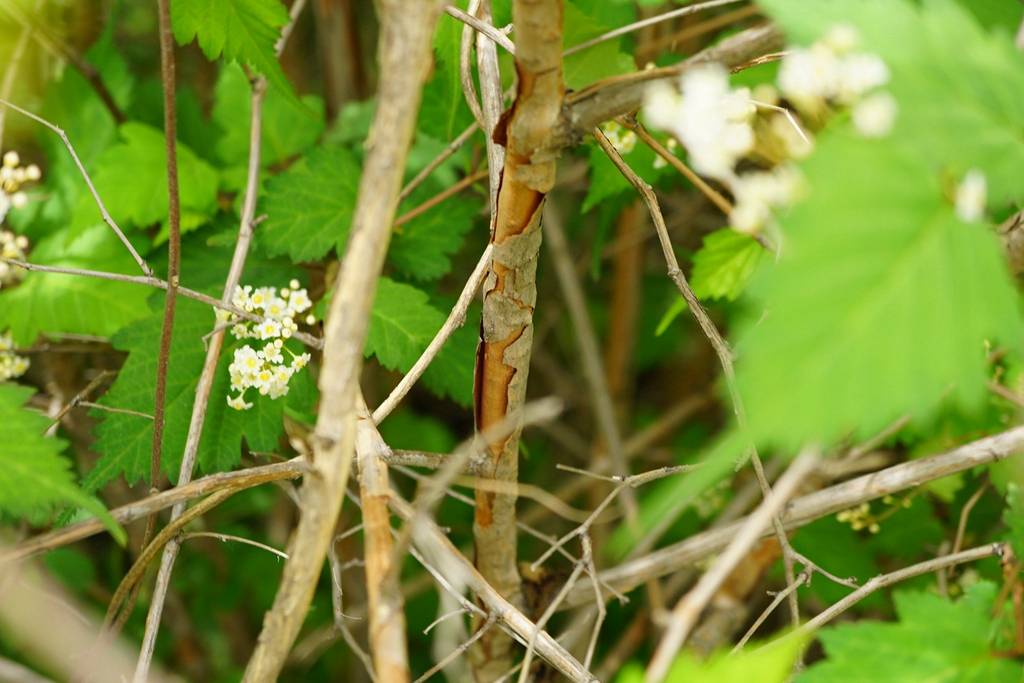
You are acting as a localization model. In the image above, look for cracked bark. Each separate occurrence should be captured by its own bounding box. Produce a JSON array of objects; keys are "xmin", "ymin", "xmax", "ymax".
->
[{"xmin": 471, "ymin": 1, "xmax": 564, "ymax": 679}]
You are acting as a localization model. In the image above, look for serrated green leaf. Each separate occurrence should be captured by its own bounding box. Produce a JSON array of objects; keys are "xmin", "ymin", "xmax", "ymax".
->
[
  {"xmin": 170, "ymin": 0, "xmax": 301, "ymax": 111},
  {"xmin": 366, "ymin": 277, "xmax": 475, "ymax": 406},
  {"xmin": 735, "ymin": 131, "xmax": 1023, "ymax": 450},
  {"xmin": 212, "ymin": 63, "xmax": 325, "ymax": 167},
  {"xmin": 0, "ymin": 384, "xmax": 123, "ymax": 543},
  {"xmin": 71, "ymin": 122, "xmax": 219, "ymax": 235},
  {"xmin": 800, "ymin": 582, "xmax": 1020, "ymax": 683},
  {"xmin": 0, "ymin": 225, "xmax": 151, "ymax": 345},
  {"xmin": 692, "ymin": 229, "xmax": 764, "ymax": 301},
  {"xmin": 389, "ymin": 183, "xmax": 481, "ymax": 281},
  {"xmin": 85, "ymin": 297, "xmax": 289, "ymax": 489},
  {"xmin": 258, "ymin": 145, "xmax": 360, "ymax": 261}
]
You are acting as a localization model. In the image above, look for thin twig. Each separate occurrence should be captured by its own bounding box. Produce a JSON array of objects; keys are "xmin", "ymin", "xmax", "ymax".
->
[
  {"xmin": 44, "ymin": 370, "xmax": 114, "ymax": 435},
  {"xmin": 398, "ymin": 121, "xmax": 480, "ymax": 202},
  {"xmin": 446, "ymin": 4, "xmax": 516, "ymax": 53},
  {"xmin": 0, "ymin": 258, "xmax": 322, "ymax": 349},
  {"xmin": 792, "ymin": 544, "xmax": 1007, "ymax": 636},
  {"xmin": 647, "ymin": 450, "xmax": 818, "ymax": 682},
  {"xmin": 568, "ymin": 425, "xmax": 1024, "ymax": 606},
  {"xmin": 0, "ymin": 99, "xmax": 150, "ymax": 275},
  {"xmin": 390, "ymin": 494, "xmax": 597, "ymax": 682},
  {"xmin": 179, "ymin": 531, "xmax": 289, "ymax": 560},
  {"xmin": 373, "ymin": 245, "xmax": 493, "ymax": 422},
  {"xmin": 733, "ymin": 571, "xmax": 810, "ymax": 651},
  {"xmin": 393, "ymin": 167, "xmax": 488, "ymax": 227},
  {"xmin": 563, "ymin": 0, "xmax": 745, "ymax": 56}
]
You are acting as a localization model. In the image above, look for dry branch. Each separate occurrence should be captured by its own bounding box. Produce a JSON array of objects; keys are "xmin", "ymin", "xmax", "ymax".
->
[
  {"xmin": 242, "ymin": 3, "xmax": 443, "ymax": 679},
  {"xmin": 566, "ymin": 424, "xmax": 1024, "ymax": 606}
]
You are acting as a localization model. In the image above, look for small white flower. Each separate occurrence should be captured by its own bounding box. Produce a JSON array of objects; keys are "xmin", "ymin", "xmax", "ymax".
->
[
  {"xmin": 778, "ymin": 44, "xmax": 842, "ymax": 113},
  {"xmin": 287, "ymin": 289, "xmax": 312, "ymax": 314},
  {"xmin": 257, "ymin": 319, "xmax": 282, "ymax": 340},
  {"xmin": 955, "ymin": 169, "xmax": 987, "ymax": 222},
  {"xmin": 305, "ymin": 314, "xmax": 316, "ymax": 325},
  {"xmin": 227, "ymin": 394, "xmax": 253, "ymax": 411},
  {"xmin": 852, "ymin": 91, "xmax": 897, "ymax": 138},
  {"xmin": 823, "ymin": 23, "xmax": 860, "ymax": 54},
  {"xmin": 642, "ymin": 80, "xmax": 683, "ymax": 132},
  {"xmin": 730, "ymin": 166, "xmax": 803, "ymax": 235},
  {"xmin": 25, "ymin": 164, "xmax": 40, "ymax": 181},
  {"xmin": 837, "ymin": 53, "xmax": 889, "ymax": 103},
  {"xmin": 0, "ymin": 330, "xmax": 29, "ymax": 381},
  {"xmin": 3, "ymin": 151, "xmax": 19, "ymax": 168},
  {"xmin": 9, "ymin": 192, "xmax": 27, "ymax": 209},
  {"xmin": 289, "ymin": 279, "xmax": 300, "ymax": 290}
]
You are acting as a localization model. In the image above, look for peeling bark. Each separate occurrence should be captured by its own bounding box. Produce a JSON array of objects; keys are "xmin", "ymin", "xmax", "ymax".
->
[{"xmin": 472, "ymin": 1, "xmax": 564, "ymax": 679}]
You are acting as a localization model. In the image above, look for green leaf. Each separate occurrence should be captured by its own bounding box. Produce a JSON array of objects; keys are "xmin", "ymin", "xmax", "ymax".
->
[
  {"xmin": 665, "ymin": 635, "xmax": 807, "ymax": 683},
  {"xmin": 85, "ymin": 297, "xmax": 288, "ymax": 489},
  {"xmin": 692, "ymin": 229, "xmax": 765, "ymax": 301},
  {"xmin": 71, "ymin": 122, "xmax": 219, "ymax": 234},
  {"xmin": 389, "ymin": 183, "xmax": 481, "ymax": 281},
  {"xmin": 366, "ymin": 277, "xmax": 476, "ymax": 406},
  {"xmin": 735, "ymin": 131, "xmax": 1023, "ymax": 450},
  {"xmin": 0, "ymin": 225, "xmax": 151, "ymax": 345},
  {"xmin": 563, "ymin": 0, "xmax": 635, "ymax": 89},
  {"xmin": 258, "ymin": 145, "xmax": 360, "ymax": 261},
  {"xmin": 800, "ymin": 582, "xmax": 1020, "ymax": 683},
  {"xmin": 0, "ymin": 384, "xmax": 123, "ymax": 543},
  {"xmin": 212, "ymin": 63, "xmax": 325, "ymax": 167},
  {"xmin": 170, "ymin": 0, "xmax": 300, "ymax": 110},
  {"xmin": 418, "ymin": 4, "xmax": 474, "ymax": 141}
]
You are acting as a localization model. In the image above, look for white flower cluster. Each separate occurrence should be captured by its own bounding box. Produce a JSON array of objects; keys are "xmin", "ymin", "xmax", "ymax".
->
[
  {"xmin": 641, "ymin": 24, "xmax": 894, "ymax": 236},
  {"xmin": 0, "ymin": 229, "xmax": 29, "ymax": 288},
  {"xmin": 0, "ymin": 151, "xmax": 41, "ymax": 224},
  {"xmin": 778, "ymin": 24, "xmax": 895, "ymax": 138},
  {"xmin": 644, "ymin": 63, "xmax": 755, "ymax": 182},
  {"xmin": 222, "ymin": 280, "xmax": 315, "ymax": 410},
  {"xmin": 599, "ymin": 120, "xmax": 637, "ymax": 155},
  {"xmin": 0, "ymin": 331, "xmax": 29, "ymax": 382},
  {"xmin": 643, "ymin": 64, "xmax": 800, "ymax": 236}
]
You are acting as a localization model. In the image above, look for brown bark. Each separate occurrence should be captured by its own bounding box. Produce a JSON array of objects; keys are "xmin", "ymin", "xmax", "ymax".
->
[
  {"xmin": 472, "ymin": 1, "xmax": 564, "ymax": 678},
  {"xmin": 242, "ymin": 2, "xmax": 443, "ymax": 680}
]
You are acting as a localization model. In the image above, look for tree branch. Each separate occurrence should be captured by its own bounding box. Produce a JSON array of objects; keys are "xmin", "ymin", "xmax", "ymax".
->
[
  {"xmin": 242, "ymin": 3, "xmax": 443, "ymax": 679},
  {"xmin": 472, "ymin": 1, "xmax": 564, "ymax": 676},
  {"xmin": 551, "ymin": 23, "xmax": 784, "ymax": 149},
  {"xmin": 566, "ymin": 424, "xmax": 1024, "ymax": 606}
]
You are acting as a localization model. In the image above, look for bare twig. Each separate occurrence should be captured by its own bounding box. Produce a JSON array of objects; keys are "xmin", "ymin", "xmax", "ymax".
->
[
  {"xmin": 475, "ymin": 0, "xmax": 507, "ymax": 237},
  {"xmin": 393, "ymin": 167, "xmax": 488, "ymax": 227},
  {"xmin": 647, "ymin": 450, "xmax": 818, "ymax": 682},
  {"xmin": 398, "ymin": 121, "xmax": 479, "ymax": 202},
  {"xmin": 243, "ymin": 4, "xmax": 444, "ymax": 680},
  {"xmin": 446, "ymin": 4, "xmax": 516, "ymax": 53},
  {"xmin": 0, "ymin": 99, "xmax": 150, "ymax": 275},
  {"xmin": 390, "ymin": 494, "xmax": 597, "ymax": 682},
  {"xmin": 44, "ymin": 370, "xmax": 114, "ymax": 435},
  {"xmin": 373, "ymin": 244, "xmax": 493, "ymax": 423},
  {"xmin": 148, "ymin": 0, "xmax": 182, "ymax": 530},
  {"xmin": 4, "ymin": 458, "xmax": 309, "ymax": 563},
  {"xmin": 0, "ymin": 258, "xmax": 322, "ymax": 349},
  {"xmin": 552, "ymin": 24, "xmax": 784, "ymax": 149},
  {"xmin": 570, "ymin": 425, "xmax": 1024, "ymax": 605},
  {"xmin": 563, "ymin": 0, "xmax": 744, "ymax": 56},
  {"xmin": 179, "ymin": 532, "xmax": 289, "ymax": 560},
  {"xmin": 733, "ymin": 571, "xmax": 810, "ymax": 651},
  {"xmin": 792, "ymin": 544, "xmax": 1007, "ymax": 637}
]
